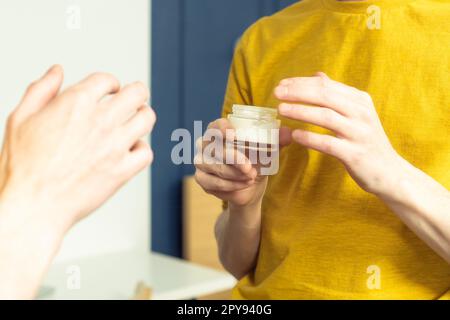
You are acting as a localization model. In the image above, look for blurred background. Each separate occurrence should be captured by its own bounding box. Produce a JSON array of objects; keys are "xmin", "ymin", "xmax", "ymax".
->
[{"xmin": 0, "ymin": 0, "xmax": 296, "ymax": 299}]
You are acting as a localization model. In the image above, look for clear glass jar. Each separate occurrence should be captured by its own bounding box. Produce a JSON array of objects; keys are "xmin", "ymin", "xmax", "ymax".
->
[{"xmin": 227, "ymin": 104, "xmax": 280, "ymax": 176}]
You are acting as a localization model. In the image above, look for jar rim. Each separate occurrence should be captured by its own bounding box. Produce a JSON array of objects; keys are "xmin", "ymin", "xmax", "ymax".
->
[{"xmin": 232, "ymin": 104, "xmax": 278, "ymax": 118}]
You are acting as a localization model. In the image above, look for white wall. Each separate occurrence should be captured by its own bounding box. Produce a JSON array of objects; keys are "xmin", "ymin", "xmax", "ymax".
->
[{"xmin": 0, "ymin": 0, "xmax": 151, "ymax": 262}]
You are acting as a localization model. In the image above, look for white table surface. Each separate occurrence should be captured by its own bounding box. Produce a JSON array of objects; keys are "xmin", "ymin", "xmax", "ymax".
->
[{"xmin": 41, "ymin": 250, "xmax": 236, "ymax": 300}]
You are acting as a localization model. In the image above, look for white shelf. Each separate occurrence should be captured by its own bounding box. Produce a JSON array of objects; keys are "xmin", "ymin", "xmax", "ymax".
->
[{"xmin": 41, "ymin": 250, "xmax": 236, "ymax": 300}]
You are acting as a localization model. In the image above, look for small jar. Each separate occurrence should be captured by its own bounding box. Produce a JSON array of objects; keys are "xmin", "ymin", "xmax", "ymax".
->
[{"xmin": 227, "ymin": 104, "xmax": 281, "ymax": 176}]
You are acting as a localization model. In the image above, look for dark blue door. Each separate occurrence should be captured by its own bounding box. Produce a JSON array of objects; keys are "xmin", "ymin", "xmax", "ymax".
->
[{"xmin": 151, "ymin": 0, "xmax": 298, "ymax": 257}]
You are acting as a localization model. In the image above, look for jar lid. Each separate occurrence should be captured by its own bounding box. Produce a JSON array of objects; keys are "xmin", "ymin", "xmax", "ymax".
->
[{"xmin": 232, "ymin": 104, "xmax": 278, "ymax": 120}]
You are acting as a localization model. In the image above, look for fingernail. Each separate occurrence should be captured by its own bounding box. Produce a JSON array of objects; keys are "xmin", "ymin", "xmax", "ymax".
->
[
  {"xmin": 279, "ymin": 104, "xmax": 292, "ymax": 113},
  {"xmin": 275, "ymin": 85, "xmax": 288, "ymax": 97},
  {"xmin": 292, "ymin": 130, "xmax": 304, "ymax": 141}
]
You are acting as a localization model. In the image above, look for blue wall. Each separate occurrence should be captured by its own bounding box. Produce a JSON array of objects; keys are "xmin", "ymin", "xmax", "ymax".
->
[{"xmin": 151, "ymin": 0, "xmax": 298, "ymax": 257}]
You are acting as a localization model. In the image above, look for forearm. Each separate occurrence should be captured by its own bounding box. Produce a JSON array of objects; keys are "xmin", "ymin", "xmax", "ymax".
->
[
  {"xmin": 0, "ymin": 192, "xmax": 67, "ymax": 299},
  {"xmin": 215, "ymin": 202, "xmax": 262, "ymax": 279},
  {"xmin": 378, "ymin": 157, "xmax": 450, "ymax": 263}
]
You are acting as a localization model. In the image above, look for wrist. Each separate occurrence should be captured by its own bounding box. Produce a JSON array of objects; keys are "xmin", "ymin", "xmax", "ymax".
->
[
  {"xmin": 0, "ymin": 184, "xmax": 71, "ymax": 244},
  {"xmin": 228, "ymin": 199, "xmax": 263, "ymax": 229},
  {"xmin": 0, "ymin": 189, "xmax": 67, "ymax": 298},
  {"xmin": 374, "ymin": 154, "xmax": 417, "ymax": 204}
]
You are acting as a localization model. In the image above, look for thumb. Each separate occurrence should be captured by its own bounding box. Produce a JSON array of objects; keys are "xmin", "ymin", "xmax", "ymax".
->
[
  {"xmin": 279, "ymin": 126, "xmax": 292, "ymax": 149},
  {"xmin": 15, "ymin": 65, "xmax": 64, "ymax": 122}
]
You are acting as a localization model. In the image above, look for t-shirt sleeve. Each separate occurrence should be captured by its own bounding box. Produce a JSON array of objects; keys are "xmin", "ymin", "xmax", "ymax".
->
[{"xmin": 221, "ymin": 36, "xmax": 253, "ymax": 119}]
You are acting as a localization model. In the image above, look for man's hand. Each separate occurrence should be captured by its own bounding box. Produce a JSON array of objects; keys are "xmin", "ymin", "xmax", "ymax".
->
[
  {"xmin": 0, "ymin": 65, "xmax": 155, "ymax": 230},
  {"xmin": 276, "ymin": 72, "xmax": 403, "ymax": 197},
  {"xmin": 275, "ymin": 72, "xmax": 450, "ymax": 264},
  {"xmin": 0, "ymin": 65, "xmax": 155, "ymax": 298},
  {"xmin": 194, "ymin": 119, "xmax": 263, "ymax": 208},
  {"xmin": 194, "ymin": 118, "xmax": 291, "ymax": 279},
  {"xmin": 194, "ymin": 118, "xmax": 291, "ymax": 209}
]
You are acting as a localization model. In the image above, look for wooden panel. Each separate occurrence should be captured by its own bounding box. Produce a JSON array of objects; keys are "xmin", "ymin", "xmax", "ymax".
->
[
  {"xmin": 183, "ymin": 175, "xmax": 224, "ymax": 269},
  {"xmin": 183, "ymin": 175, "xmax": 232, "ymax": 299}
]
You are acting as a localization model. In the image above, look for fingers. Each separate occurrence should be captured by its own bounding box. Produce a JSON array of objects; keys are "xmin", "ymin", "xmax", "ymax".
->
[
  {"xmin": 113, "ymin": 103, "xmax": 155, "ymax": 185},
  {"xmin": 195, "ymin": 154, "xmax": 257, "ymax": 181},
  {"xmin": 195, "ymin": 118, "xmax": 257, "ymax": 192},
  {"xmin": 200, "ymin": 119, "xmax": 254, "ymax": 173},
  {"xmin": 120, "ymin": 105, "xmax": 156, "ymax": 148},
  {"xmin": 292, "ymin": 129, "xmax": 351, "ymax": 161},
  {"xmin": 74, "ymin": 72, "xmax": 121, "ymax": 101},
  {"xmin": 206, "ymin": 118, "xmax": 235, "ymax": 141},
  {"xmin": 279, "ymin": 126, "xmax": 292, "ymax": 148},
  {"xmin": 199, "ymin": 118, "xmax": 290, "ymax": 170},
  {"xmin": 313, "ymin": 72, "xmax": 371, "ymax": 106},
  {"xmin": 274, "ymin": 73, "xmax": 369, "ymax": 118},
  {"xmin": 196, "ymin": 135, "xmax": 253, "ymax": 174},
  {"xmin": 120, "ymin": 140, "xmax": 153, "ymax": 180},
  {"xmin": 107, "ymin": 104, "xmax": 155, "ymax": 182},
  {"xmin": 195, "ymin": 170, "xmax": 253, "ymax": 193},
  {"xmin": 279, "ymin": 103, "xmax": 352, "ymax": 137},
  {"xmin": 208, "ymin": 118, "xmax": 234, "ymax": 131},
  {"xmin": 107, "ymin": 82, "xmax": 150, "ymax": 122},
  {"xmin": 14, "ymin": 65, "xmax": 64, "ymax": 123}
]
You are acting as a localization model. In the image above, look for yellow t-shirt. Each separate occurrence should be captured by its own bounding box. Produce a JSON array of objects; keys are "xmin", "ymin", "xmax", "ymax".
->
[{"xmin": 221, "ymin": 0, "xmax": 450, "ymax": 299}]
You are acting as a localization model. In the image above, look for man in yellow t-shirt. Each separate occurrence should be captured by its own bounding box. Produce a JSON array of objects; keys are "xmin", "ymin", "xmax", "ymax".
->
[{"xmin": 194, "ymin": 0, "xmax": 450, "ymax": 299}]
